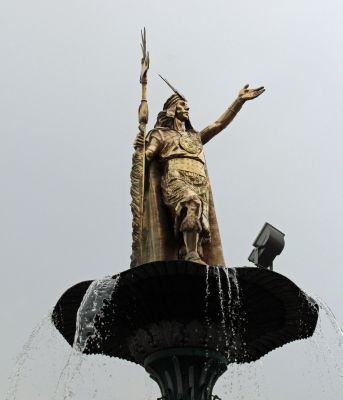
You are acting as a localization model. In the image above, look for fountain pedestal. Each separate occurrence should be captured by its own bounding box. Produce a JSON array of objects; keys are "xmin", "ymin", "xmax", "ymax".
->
[{"xmin": 145, "ymin": 348, "xmax": 227, "ymax": 400}]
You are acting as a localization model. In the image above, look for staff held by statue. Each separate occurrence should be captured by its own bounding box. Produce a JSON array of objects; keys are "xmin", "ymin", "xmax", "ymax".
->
[{"xmin": 130, "ymin": 28, "xmax": 149, "ymax": 267}]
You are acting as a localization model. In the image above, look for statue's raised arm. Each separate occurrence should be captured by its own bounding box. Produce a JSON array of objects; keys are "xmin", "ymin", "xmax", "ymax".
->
[{"xmin": 200, "ymin": 84, "xmax": 265, "ymax": 145}]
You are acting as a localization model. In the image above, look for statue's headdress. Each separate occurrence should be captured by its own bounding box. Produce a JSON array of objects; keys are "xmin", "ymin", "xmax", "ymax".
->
[
  {"xmin": 159, "ymin": 75, "xmax": 187, "ymax": 102},
  {"xmin": 154, "ymin": 75, "xmax": 194, "ymax": 130}
]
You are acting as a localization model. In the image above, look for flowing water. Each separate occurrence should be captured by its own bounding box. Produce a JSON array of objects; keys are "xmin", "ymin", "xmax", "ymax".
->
[
  {"xmin": 316, "ymin": 297, "xmax": 343, "ymax": 344},
  {"xmin": 5, "ymin": 312, "xmax": 53, "ymax": 400},
  {"xmin": 308, "ymin": 295, "xmax": 343, "ymax": 388},
  {"xmin": 223, "ymin": 267, "xmax": 242, "ymax": 357},
  {"xmin": 203, "ymin": 265, "xmax": 243, "ymax": 362},
  {"xmin": 213, "ymin": 274, "xmax": 343, "ymax": 400},
  {"xmin": 204, "ymin": 265, "xmax": 211, "ymax": 328},
  {"xmin": 216, "ymin": 266, "xmax": 229, "ymax": 352},
  {"xmin": 204, "ymin": 265, "xmax": 211, "ymax": 359},
  {"xmin": 217, "ymin": 293, "xmax": 343, "ymax": 400},
  {"xmin": 220, "ymin": 360, "xmax": 264, "ymax": 400},
  {"xmin": 54, "ymin": 275, "xmax": 121, "ymax": 400},
  {"xmin": 74, "ymin": 275, "xmax": 121, "ymax": 352},
  {"xmin": 6, "ymin": 268, "xmax": 343, "ymax": 400}
]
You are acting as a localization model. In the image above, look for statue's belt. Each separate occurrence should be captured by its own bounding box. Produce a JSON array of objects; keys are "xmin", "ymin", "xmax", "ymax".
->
[{"xmin": 166, "ymin": 158, "xmax": 206, "ymax": 177}]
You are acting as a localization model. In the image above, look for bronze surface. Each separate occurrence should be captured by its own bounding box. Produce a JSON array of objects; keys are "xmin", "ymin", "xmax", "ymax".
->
[{"xmin": 130, "ymin": 35, "xmax": 264, "ymax": 267}]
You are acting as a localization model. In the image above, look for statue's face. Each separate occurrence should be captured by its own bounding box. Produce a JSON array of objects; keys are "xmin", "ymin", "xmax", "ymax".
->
[{"xmin": 175, "ymin": 100, "xmax": 190, "ymax": 122}]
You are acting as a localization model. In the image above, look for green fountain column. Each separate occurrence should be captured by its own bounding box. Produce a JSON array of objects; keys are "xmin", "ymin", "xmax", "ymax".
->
[{"xmin": 145, "ymin": 348, "xmax": 227, "ymax": 400}]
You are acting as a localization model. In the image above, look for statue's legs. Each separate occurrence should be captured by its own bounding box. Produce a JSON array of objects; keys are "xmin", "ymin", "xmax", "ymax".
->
[
  {"xmin": 161, "ymin": 170, "xmax": 209, "ymax": 264},
  {"xmin": 180, "ymin": 200, "xmax": 206, "ymax": 264}
]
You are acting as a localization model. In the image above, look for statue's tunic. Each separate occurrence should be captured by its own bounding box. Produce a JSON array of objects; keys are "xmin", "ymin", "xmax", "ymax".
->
[
  {"xmin": 138, "ymin": 127, "xmax": 225, "ymax": 266},
  {"xmin": 146, "ymin": 128, "xmax": 210, "ymax": 242}
]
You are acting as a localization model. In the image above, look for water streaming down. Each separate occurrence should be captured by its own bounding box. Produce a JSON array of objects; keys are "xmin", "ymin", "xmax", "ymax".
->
[
  {"xmin": 224, "ymin": 267, "xmax": 242, "ymax": 359},
  {"xmin": 221, "ymin": 360, "xmax": 264, "ymax": 400},
  {"xmin": 310, "ymin": 296, "xmax": 343, "ymax": 382},
  {"xmin": 204, "ymin": 265, "xmax": 210, "ymax": 328},
  {"xmin": 230, "ymin": 268, "xmax": 244, "ymax": 358},
  {"xmin": 316, "ymin": 297, "xmax": 343, "ymax": 344},
  {"xmin": 213, "ymin": 284, "xmax": 343, "ymax": 400},
  {"xmin": 55, "ymin": 275, "xmax": 121, "ymax": 400},
  {"xmin": 222, "ymin": 268, "xmax": 234, "ymax": 355},
  {"xmin": 74, "ymin": 276, "xmax": 121, "ymax": 352},
  {"xmin": 7, "ymin": 266, "xmax": 343, "ymax": 400},
  {"xmin": 5, "ymin": 312, "xmax": 53, "ymax": 400},
  {"xmin": 216, "ymin": 266, "xmax": 229, "ymax": 352},
  {"xmin": 204, "ymin": 264, "xmax": 211, "ymax": 360},
  {"xmin": 203, "ymin": 266, "xmax": 245, "ymax": 365}
]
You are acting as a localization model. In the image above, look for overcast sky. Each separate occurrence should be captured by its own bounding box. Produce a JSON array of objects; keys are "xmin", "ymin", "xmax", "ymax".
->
[{"xmin": 1, "ymin": 1, "xmax": 343, "ymax": 399}]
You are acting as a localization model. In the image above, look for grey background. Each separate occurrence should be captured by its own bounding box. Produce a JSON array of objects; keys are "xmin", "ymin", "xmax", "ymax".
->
[{"xmin": 1, "ymin": 0, "xmax": 342, "ymax": 399}]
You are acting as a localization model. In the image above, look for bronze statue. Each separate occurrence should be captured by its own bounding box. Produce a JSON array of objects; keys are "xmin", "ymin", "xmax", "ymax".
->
[{"xmin": 130, "ymin": 30, "xmax": 264, "ymax": 267}]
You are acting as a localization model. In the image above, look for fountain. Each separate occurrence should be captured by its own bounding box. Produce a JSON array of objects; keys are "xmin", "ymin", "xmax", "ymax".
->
[
  {"xmin": 52, "ymin": 261, "xmax": 318, "ymax": 400},
  {"xmin": 51, "ymin": 30, "xmax": 318, "ymax": 400}
]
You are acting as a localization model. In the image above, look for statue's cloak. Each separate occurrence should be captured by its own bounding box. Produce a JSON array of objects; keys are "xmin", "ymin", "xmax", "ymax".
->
[{"xmin": 138, "ymin": 159, "xmax": 226, "ymax": 266}]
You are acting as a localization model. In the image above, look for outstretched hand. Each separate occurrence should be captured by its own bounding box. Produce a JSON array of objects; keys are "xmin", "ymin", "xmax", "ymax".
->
[{"xmin": 238, "ymin": 84, "xmax": 265, "ymax": 101}]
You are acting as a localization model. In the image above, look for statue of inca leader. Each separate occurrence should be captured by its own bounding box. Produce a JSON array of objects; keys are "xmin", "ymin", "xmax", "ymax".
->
[{"xmin": 130, "ymin": 31, "xmax": 264, "ymax": 267}]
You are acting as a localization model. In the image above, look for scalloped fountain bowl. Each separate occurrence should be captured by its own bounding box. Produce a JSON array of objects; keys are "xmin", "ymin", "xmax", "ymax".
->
[{"xmin": 52, "ymin": 261, "xmax": 318, "ymax": 400}]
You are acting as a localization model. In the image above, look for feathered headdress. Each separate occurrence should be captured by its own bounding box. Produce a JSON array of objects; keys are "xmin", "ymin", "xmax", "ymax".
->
[{"xmin": 154, "ymin": 75, "xmax": 194, "ymax": 130}]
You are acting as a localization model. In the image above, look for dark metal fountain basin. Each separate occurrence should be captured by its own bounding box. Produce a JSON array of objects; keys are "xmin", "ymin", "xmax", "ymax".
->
[{"xmin": 52, "ymin": 261, "xmax": 318, "ymax": 365}]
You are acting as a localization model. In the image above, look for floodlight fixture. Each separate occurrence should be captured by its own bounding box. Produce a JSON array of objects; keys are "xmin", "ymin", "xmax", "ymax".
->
[{"xmin": 248, "ymin": 222, "xmax": 285, "ymax": 271}]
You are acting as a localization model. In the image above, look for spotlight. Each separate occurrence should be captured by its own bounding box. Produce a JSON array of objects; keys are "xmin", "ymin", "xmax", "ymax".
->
[{"xmin": 248, "ymin": 223, "xmax": 285, "ymax": 271}]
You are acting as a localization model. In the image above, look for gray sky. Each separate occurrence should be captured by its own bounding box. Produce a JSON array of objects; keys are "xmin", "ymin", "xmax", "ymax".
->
[{"xmin": 1, "ymin": 1, "xmax": 343, "ymax": 399}]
